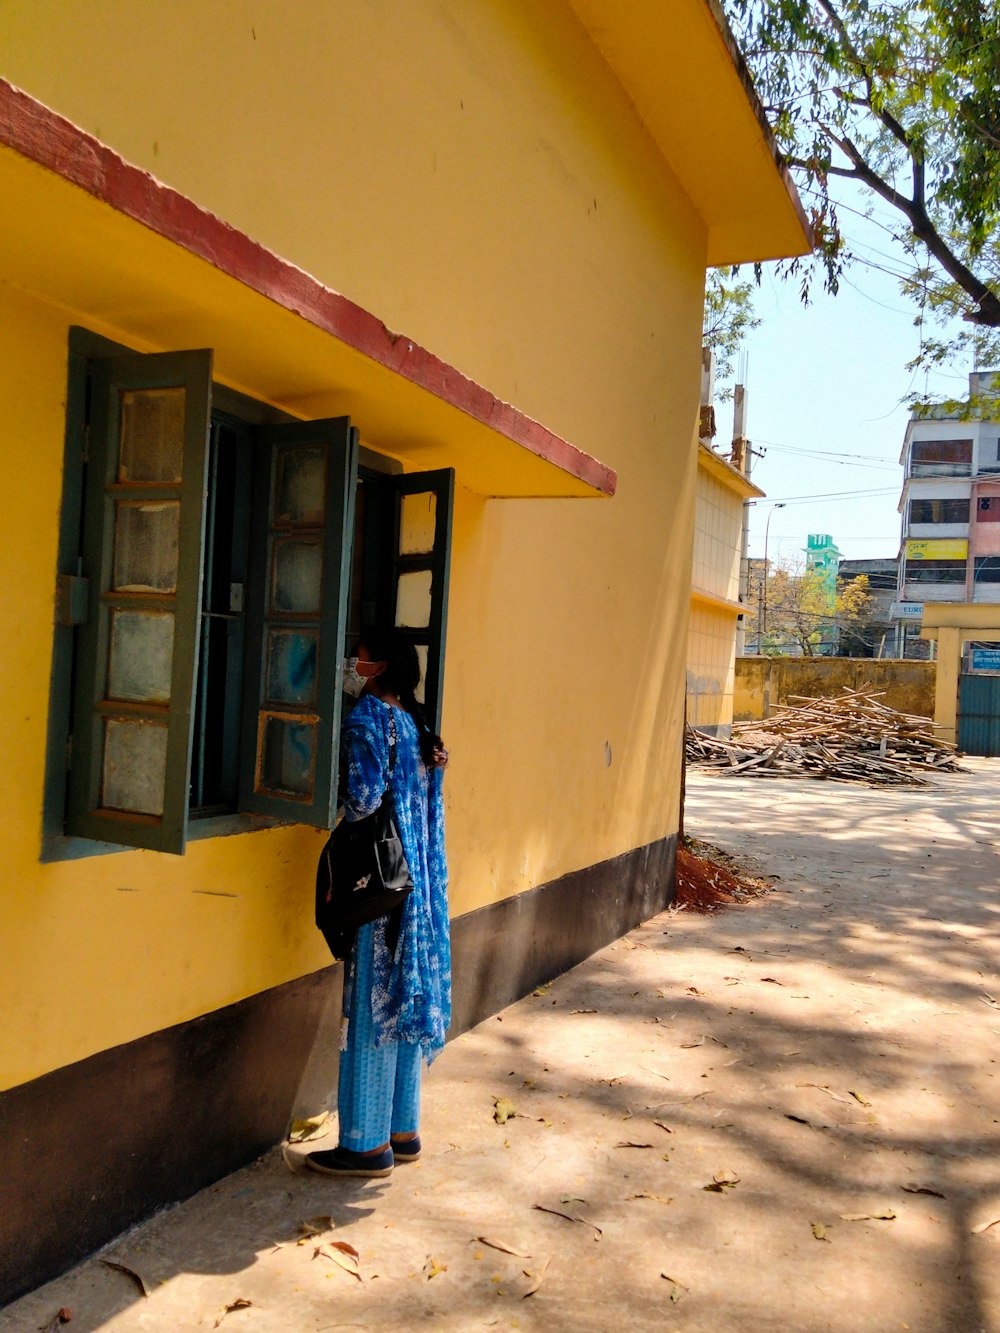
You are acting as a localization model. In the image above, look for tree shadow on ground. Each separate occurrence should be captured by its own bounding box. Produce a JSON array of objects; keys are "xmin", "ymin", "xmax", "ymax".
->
[{"xmin": 5, "ymin": 764, "xmax": 1000, "ymax": 1332}]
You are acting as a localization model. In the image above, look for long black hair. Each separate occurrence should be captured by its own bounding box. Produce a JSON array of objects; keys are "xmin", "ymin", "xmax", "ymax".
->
[{"xmin": 356, "ymin": 627, "xmax": 441, "ymax": 768}]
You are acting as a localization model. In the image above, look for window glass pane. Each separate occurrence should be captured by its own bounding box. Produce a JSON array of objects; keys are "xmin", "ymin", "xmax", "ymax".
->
[
  {"xmin": 275, "ymin": 444, "xmax": 326, "ymax": 526},
  {"xmin": 395, "ymin": 569, "xmax": 433, "ymax": 629},
  {"xmin": 102, "ymin": 718, "xmax": 168, "ymax": 815},
  {"xmin": 259, "ymin": 715, "xmax": 316, "ymax": 797},
  {"xmin": 399, "ymin": 491, "xmax": 436, "ymax": 555},
  {"xmin": 272, "ymin": 538, "xmax": 323, "ymax": 613},
  {"xmin": 266, "ymin": 630, "xmax": 318, "ymax": 705},
  {"xmin": 113, "ymin": 500, "xmax": 180, "ymax": 592},
  {"xmin": 119, "ymin": 387, "xmax": 185, "ymax": 483},
  {"xmin": 414, "ymin": 642, "xmax": 428, "ymax": 705},
  {"xmin": 108, "ymin": 609, "xmax": 174, "ymax": 703},
  {"xmin": 911, "ymin": 439, "xmax": 973, "ymax": 464}
]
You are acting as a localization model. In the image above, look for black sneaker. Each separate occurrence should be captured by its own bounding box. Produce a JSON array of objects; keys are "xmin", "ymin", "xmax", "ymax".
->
[
  {"xmin": 305, "ymin": 1145, "xmax": 394, "ymax": 1178},
  {"xmin": 390, "ymin": 1135, "xmax": 421, "ymax": 1163}
]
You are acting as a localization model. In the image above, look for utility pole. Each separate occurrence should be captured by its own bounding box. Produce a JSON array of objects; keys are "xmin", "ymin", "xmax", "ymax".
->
[
  {"xmin": 759, "ymin": 502, "xmax": 786, "ymax": 652},
  {"xmin": 733, "ymin": 383, "xmax": 753, "ymax": 656}
]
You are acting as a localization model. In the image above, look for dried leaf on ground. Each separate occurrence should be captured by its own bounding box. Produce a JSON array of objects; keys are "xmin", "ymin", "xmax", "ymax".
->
[
  {"xmin": 298, "ymin": 1215, "xmax": 335, "ymax": 1240},
  {"xmin": 39, "ymin": 1312, "xmax": 73, "ymax": 1333},
  {"xmin": 640, "ymin": 1066, "xmax": 672, "ymax": 1082},
  {"xmin": 100, "ymin": 1261, "xmax": 149, "ymax": 1298},
  {"xmin": 971, "ymin": 1217, "xmax": 1000, "ymax": 1235},
  {"xmin": 214, "ymin": 1299, "xmax": 253, "ymax": 1327},
  {"xmin": 630, "ymin": 1192, "xmax": 673, "ymax": 1205},
  {"xmin": 703, "ymin": 1171, "xmax": 740, "ymax": 1193},
  {"xmin": 848, "ymin": 1089, "xmax": 873, "ymax": 1108},
  {"xmin": 424, "ymin": 1255, "xmax": 448, "ymax": 1279},
  {"xmin": 661, "ymin": 1273, "xmax": 689, "ymax": 1302},
  {"xmin": 571, "ymin": 1008, "xmax": 598, "ymax": 1015},
  {"xmin": 759, "ymin": 977, "xmax": 784, "ymax": 985},
  {"xmin": 477, "ymin": 1236, "xmax": 532, "ymax": 1258},
  {"xmin": 679, "ymin": 1038, "xmax": 705, "ymax": 1049},
  {"xmin": 288, "ymin": 1112, "xmax": 331, "ymax": 1143},
  {"xmin": 785, "ymin": 1113, "xmax": 827, "ymax": 1130},
  {"xmin": 839, "ymin": 1209, "xmax": 896, "ymax": 1222},
  {"xmin": 902, "ymin": 1185, "xmax": 946, "ymax": 1199},
  {"xmin": 653, "ymin": 1120, "xmax": 675, "ymax": 1134},
  {"xmin": 560, "ymin": 1195, "xmax": 586, "ymax": 1204},
  {"xmin": 798, "ymin": 1083, "xmax": 852, "ymax": 1104},
  {"xmin": 494, "ymin": 1097, "xmax": 518, "ymax": 1125},
  {"xmin": 979, "ymin": 994, "xmax": 1000, "ymax": 1011},
  {"xmin": 615, "ymin": 1141, "xmax": 653, "ymax": 1149},
  {"xmin": 811, "ymin": 1222, "xmax": 831, "ymax": 1242},
  {"xmin": 314, "ymin": 1241, "xmax": 362, "ymax": 1280},
  {"xmin": 534, "ymin": 1203, "xmax": 602, "ymax": 1240},
  {"xmin": 522, "ymin": 1256, "xmax": 551, "ymax": 1299}
]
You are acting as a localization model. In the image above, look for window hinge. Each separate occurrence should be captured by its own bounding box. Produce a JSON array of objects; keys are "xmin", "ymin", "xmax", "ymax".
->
[{"xmin": 56, "ymin": 573, "xmax": 90, "ymax": 625}]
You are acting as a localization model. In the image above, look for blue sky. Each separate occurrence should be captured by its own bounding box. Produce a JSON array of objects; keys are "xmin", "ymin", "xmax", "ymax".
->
[{"xmin": 728, "ymin": 200, "xmax": 977, "ymax": 566}]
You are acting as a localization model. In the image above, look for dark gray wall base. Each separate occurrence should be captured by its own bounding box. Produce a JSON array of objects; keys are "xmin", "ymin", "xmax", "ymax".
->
[
  {"xmin": 0, "ymin": 963, "xmax": 343, "ymax": 1309},
  {"xmin": 0, "ymin": 831, "xmax": 675, "ymax": 1309},
  {"xmin": 449, "ymin": 832, "xmax": 676, "ymax": 1035}
]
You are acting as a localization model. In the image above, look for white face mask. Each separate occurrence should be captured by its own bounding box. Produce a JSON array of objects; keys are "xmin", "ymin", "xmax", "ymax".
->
[{"xmin": 342, "ymin": 657, "xmax": 368, "ymax": 699}]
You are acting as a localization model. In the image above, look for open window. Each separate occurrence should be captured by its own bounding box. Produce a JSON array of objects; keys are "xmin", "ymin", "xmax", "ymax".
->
[
  {"xmin": 349, "ymin": 467, "xmax": 454, "ymax": 735},
  {"xmin": 65, "ymin": 350, "xmax": 214, "ymax": 853},
  {"xmin": 53, "ymin": 335, "xmax": 363, "ymax": 855},
  {"xmin": 239, "ymin": 419, "xmax": 358, "ymax": 827}
]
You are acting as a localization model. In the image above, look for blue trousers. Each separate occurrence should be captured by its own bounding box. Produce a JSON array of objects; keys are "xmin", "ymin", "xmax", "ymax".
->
[{"xmin": 338, "ymin": 923, "xmax": 423, "ymax": 1152}]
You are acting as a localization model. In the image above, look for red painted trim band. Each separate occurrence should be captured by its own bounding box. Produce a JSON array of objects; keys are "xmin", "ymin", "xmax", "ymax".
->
[{"xmin": 0, "ymin": 78, "xmax": 616, "ymax": 497}]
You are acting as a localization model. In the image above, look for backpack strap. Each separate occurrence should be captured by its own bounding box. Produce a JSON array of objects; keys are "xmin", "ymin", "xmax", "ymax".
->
[{"xmin": 387, "ymin": 708, "xmax": 398, "ymax": 776}]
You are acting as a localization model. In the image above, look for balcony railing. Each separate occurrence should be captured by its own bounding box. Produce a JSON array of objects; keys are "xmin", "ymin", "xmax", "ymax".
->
[{"xmin": 909, "ymin": 462, "xmax": 972, "ymax": 477}]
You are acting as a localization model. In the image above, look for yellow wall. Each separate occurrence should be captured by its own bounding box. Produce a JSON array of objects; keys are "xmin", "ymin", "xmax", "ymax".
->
[
  {"xmin": 0, "ymin": 0, "xmax": 718, "ymax": 1089},
  {"xmin": 733, "ymin": 656, "xmax": 937, "ymax": 722},
  {"xmin": 686, "ymin": 456, "xmax": 746, "ymax": 732}
]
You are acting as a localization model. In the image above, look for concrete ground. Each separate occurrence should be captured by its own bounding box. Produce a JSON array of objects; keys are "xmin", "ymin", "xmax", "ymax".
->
[{"xmin": 5, "ymin": 759, "xmax": 1000, "ymax": 1333}]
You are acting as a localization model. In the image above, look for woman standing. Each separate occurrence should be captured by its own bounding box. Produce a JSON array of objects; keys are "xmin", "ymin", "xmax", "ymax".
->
[{"xmin": 306, "ymin": 628, "xmax": 450, "ymax": 1178}]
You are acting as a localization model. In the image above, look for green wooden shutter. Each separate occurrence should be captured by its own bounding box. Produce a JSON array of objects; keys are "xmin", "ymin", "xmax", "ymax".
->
[
  {"xmin": 389, "ymin": 469, "xmax": 454, "ymax": 734},
  {"xmin": 66, "ymin": 350, "xmax": 213, "ymax": 853},
  {"xmin": 240, "ymin": 417, "xmax": 358, "ymax": 827}
]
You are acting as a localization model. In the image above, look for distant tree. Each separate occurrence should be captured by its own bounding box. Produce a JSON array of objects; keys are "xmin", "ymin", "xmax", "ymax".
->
[
  {"xmin": 726, "ymin": 0, "xmax": 1000, "ymax": 378},
  {"xmin": 746, "ymin": 561, "xmax": 877, "ymax": 655},
  {"xmin": 703, "ymin": 268, "xmax": 762, "ymax": 392},
  {"xmin": 833, "ymin": 572, "xmax": 879, "ymax": 654}
]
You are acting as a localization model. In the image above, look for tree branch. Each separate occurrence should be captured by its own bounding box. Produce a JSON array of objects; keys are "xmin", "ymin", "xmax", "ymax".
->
[{"xmin": 807, "ymin": 124, "xmax": 1000, "ymax": 325}]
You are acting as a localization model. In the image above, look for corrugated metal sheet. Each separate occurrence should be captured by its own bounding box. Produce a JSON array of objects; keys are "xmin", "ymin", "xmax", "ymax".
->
[{"xmin": 958, "ymin": 674, "xmax": 1000, "ymax": 756}]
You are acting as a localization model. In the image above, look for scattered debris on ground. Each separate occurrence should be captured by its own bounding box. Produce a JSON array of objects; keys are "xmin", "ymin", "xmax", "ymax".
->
[
  {"xmin": 674, "ymin": 838, "xmax": 776, "ymax": 913},
  {"xmin": 686, "ymin": 687, "xmax": 962, "ymax": 786}
]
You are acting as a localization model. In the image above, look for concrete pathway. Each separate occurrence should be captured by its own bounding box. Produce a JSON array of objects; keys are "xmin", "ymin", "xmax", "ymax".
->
[{"xmin": 5, "ymin": 760, "xmax": 1000, "ymax": 1332}]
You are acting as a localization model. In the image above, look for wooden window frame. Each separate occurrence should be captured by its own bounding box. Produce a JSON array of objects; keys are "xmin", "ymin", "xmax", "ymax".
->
[{"xmin": 43, "ymin": 330, "xmax": 428, "ymax": 860}]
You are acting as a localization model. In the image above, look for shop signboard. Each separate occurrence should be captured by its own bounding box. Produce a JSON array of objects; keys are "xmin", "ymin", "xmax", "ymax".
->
[{"xmin": 905, "ymin": 538, "xmax": 968, "ymax": 561}]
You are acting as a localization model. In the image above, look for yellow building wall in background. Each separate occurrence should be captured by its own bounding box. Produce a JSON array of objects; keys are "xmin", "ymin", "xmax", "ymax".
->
[
  {"xmin": 686, "ymin": 452, "xmax": 749, "ymax": 734},
  {"xmin": 691, "ymin": 465, "xmax": 744, "ymax": 602},
  {"xmin": 0, "ymin": 0, "xmax": 707, "ymax": 1090}
]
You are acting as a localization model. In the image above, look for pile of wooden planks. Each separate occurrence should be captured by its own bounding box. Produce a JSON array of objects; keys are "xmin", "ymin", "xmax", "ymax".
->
[{"xmin": 687, "ymin": 687, "xmax": 962, "ymax": 786}]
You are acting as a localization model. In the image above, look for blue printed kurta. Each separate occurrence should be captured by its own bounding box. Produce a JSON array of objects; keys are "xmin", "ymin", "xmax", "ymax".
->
[{"xmin": 340, "ymin": 694, "xmax": 451, "ymax": 1061}]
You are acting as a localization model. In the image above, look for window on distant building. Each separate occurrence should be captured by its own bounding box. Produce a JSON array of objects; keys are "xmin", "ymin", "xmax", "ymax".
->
[
  {"xmin": 45, "ymin": 328, "xmax": 453, "ymax": 857},
  {"xmin": 977, "ymin": 496, "xmax": 1000, "ymax": 523},
  {"xmin": 974, "ymin": 557, "xmax": 1000, "ymax": 582},
  {"xmin": 904, "ymin": 559, "xmax": 967, "ymax": 584},
  {"xmin": 909, "ymin": 439, "xmax": 973, "ymax": 476},
  {"xmin": 908, "ymin": 498, "xmax": 970, "ymax": 524}
]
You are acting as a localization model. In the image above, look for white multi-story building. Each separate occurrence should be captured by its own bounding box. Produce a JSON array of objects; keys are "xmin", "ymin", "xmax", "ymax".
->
[{"xmin": 896, "ymin": 372, "xmax": 1000, "ymax": 653}]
